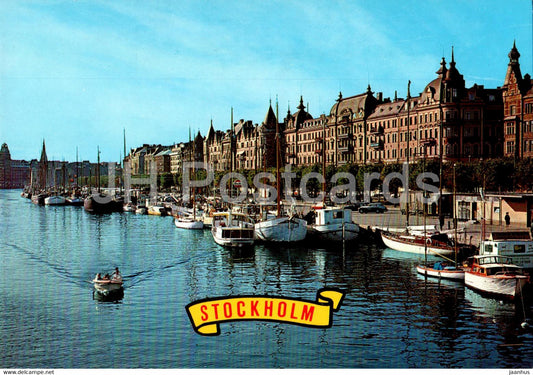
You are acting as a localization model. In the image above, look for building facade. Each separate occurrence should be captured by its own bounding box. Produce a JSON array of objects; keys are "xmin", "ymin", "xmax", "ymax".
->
[{"xmin": 502, "ymin": 42, "xmax": 533, "ymax": 160}]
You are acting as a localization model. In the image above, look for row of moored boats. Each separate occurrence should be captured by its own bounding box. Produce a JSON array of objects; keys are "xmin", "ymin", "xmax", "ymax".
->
[{"xmin": 380, "ymin": 228, "xmax": 532, "ymax": 301}]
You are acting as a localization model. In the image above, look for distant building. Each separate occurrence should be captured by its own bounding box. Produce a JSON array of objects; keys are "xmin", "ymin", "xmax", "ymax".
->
[
  {"xmin": 0, "ymin": 143, "xmax": 30, "ymax": 189},
  {"xmin": 502, "ymin": 41, "xmax": 533, "ymax": 160}
]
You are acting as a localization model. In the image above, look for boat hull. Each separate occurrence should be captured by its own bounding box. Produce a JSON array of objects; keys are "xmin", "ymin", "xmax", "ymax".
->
[
  {"xmin": 148, "ymin": 206, "xmax": 167, "ymax": 216},
  {"xmin": 84, "ymin": 194, "xmax": 120, "ymax": 214},
  {"xmin": 307, "ymin": 222, "xmax": 359, "ymax": 242},
  {"xmin": 66, "ymin": 198, "xmax": 84, "ymax": 206},
  {"xmin": 45, "ymin": 196, "xmax": 66, "ymax": 205},
  {"xmin": 174, "ymin": 218, "xmax": 204, "ymax": 229},
  {"xmin": 464, "ymin": 272, "xmax": 529, "ymax": 299},
  {"xmin": 416, "ymin": 265, "xmax": 465, "ymax": 280},
  {"xmin": 255, "ymin": 217, "xmax": 307, "ymax": 242},
  {"xmin": 381, "ymin": 232, "xmax": 454, "ymax": 256},
  {"xmin": 212, "ymin": 227, "xmax": 255, "ymax": 247},
  {"xmin": 93, "ymin": 279, "xmax": 124, "ymax": 295}
]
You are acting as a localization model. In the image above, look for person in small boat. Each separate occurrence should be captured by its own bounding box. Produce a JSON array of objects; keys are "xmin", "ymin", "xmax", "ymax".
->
[
  {"xmin": 95, "ymin": 273, "xmax": 102, "ymax": 280},
  {"xmin": 112, "ymin": 267, "xmax": 121, "ymax": 280},
  {"xmin": 103, "ymin": 274, "xmax": 110, "ymax": 280},
  {"xmin": 433, "ymin": 261, "xmax": 443, "ymax": 270}
]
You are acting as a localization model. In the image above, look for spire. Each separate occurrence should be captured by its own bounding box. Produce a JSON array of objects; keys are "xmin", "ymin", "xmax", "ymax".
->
[
  {"xmin": 447, "ymin": 46, "xmax": 457, "ymax": 73},
  {"xmin": 436, "ymin": 57, "xmax": 447, "ymax": 76},
  {"xmin": 509, "ymin": 40, "xmax": 520, "ymax": 63},
  {"xmin": 297, "ymin": 96, "xmax": 305, "ymax": 111},
  {"xmin": 445, "ymin": 46, "xmax": 463, "ymax": 83},
  {"xmin": 40, "ymin": 139, "xmax": 48, "ymax": 164}
]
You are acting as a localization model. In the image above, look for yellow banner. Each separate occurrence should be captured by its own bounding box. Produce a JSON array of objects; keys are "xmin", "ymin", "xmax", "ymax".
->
[{"xmin": 186, "ymin": 288, "xmax": 345, "ymax": 336}]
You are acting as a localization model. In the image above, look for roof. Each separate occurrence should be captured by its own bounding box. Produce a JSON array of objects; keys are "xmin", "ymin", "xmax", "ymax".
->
[
  {"xmin": 489, "ymin": 231, "xmax": 532, "ymax": 241},
  {"xmin": 329, "ymin": 90, "xmax": 374, "ymax": 117},
  {"xmin": 368, "ymin": 100, "xmax": 405, "ymax": 120}
]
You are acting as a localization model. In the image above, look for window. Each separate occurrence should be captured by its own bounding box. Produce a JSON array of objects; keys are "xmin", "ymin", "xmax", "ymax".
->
[
  {"xmin": 506, "ymin": 141, "xmax": 515, "ymax": 154},
  {"xmin": 514, "ymin": 245, "xmax": 526, "ymax": 254}
]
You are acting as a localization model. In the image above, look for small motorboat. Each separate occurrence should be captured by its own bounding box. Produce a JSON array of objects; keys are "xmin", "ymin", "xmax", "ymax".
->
[
  {"xmin": 174, "ymin": 215, "xmax": 204, "ymax": 230},
  {"xmin": 93, "ymin": 274, "xmax": 123, "ymax": 295},
  {"xmin": 416, "ymin": 261, "xmax": 465, "ymax": 280},
  {"xmin": 211, "ymin": 211, "xmax": 255, "ymax": 247},
  {"xmin": 306, "ymin": 207, "xmax": 359, "ymax": 242}
]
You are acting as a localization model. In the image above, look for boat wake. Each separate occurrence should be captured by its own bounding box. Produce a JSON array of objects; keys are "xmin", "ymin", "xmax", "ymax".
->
[
  {"xmin": 5, "ymin": 242, "xmax": 89, "ymax": 289},
  {"xmin": 122, "ymin": 258, "xmax": 191, "ymax": 289}
]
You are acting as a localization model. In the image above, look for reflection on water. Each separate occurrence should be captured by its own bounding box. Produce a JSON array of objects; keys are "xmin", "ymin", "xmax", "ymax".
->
[
  {"xmin": 92, "ymin": 288, "xmax": 125, "ymax": 303},
  {"xmin": 1, "ymin": 190, "xmax": 533, "ymax": 369}
]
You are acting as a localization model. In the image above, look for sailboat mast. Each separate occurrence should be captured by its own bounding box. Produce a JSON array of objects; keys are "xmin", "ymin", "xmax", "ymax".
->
[
  {"xmin": 191, "ymin": 127, "xmax": 196, "ymax": 220},
  {"xmin": 276, "ymin": 98, "xmax": 281, "ymax": 217},
  {"xmin": 453, "ymin": 163, "xmax": 458, "ymax": 264},
  {"xmin": 405, "ymin": 80, "xmax": 411, "ymax": 228},
  {"xmin": 97, "ymin": 146, "xmax": 101, "ymax": 193},
  {"xmin": 322, "ymin": 115, "xmax": 326, "ymax": 205},
  {"xmin": 76, "ymin": 146, "xmax": 79, "ymax": 188}
]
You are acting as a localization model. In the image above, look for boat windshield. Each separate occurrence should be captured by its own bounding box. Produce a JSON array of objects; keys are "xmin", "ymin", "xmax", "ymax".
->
[{"xmin": 477, "ymin": 256, "xmax": 513, "ymax": 266}]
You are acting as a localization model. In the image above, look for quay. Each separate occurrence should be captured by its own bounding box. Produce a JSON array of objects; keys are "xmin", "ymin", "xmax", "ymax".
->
[{"xmin": 348, "ymin": 205, "xmax": 532, "ymax": 249}]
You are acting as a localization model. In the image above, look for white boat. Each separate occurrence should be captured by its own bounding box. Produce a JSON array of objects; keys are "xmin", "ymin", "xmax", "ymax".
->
[
  {"xmin": 479, "ymin": 231, "xmax": 533, "ymax": 269},
  {"xmin": 44, "ymin": 195, "xmax": 66, "ymax": 206},
  {"xmin": 211, "ymin": 211, "xmax": 255, "ymax": 247},
  {"xmin": 255, "ymin": 215, "xmax": 307, "ymax": 242},
  {"xmin": 382, "ymin": 231, "xmax": 459, "ymax": 257},
  {"xmin": 416, "ymin": 262, "xmax": 465, "ymax": 280},
  {"xmin": 307, "ymin": 207, "xmax": 359, "ymax": 242},
  {"xmin": 202, "ymin": 213, "xmax": 214, "ymax": 228},
  {"xmin": 135, "ymin": 205, "xmax": 148, "ymax": 215},
  {"xmin": 123, "ymin": 202, "xmax": 136, "ymax": 212},
  {"xmin": 174, "ymin": 215, "xmax": 204, "ymax": 230},
  {"xmin": 464, "ymin": 255, "xmax": 530, "ymax": 300},
  {"xmin": 92, "ymin": 275, "xmax": 123, "ymax": 295}
]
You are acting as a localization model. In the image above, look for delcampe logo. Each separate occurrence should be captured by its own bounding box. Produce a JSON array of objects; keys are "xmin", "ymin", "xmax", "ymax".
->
[{"xmin": 185, "ymin": 288, "xmax": 346, "ymax": 336}]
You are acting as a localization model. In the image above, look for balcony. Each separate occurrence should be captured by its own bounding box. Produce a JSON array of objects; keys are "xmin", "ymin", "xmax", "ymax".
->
[
  {"xmin": 339, "ymin": 145, "xmax": 354, "ymax": 154},
  {"xmin": 420, "ymin": 138, "xmax": 437, "ymax": 147},
  {"xmin": 370, "ymin": 140, "xmax": 384, "ymax": 150},
  {"xmin": 369, "ymin": 126, "xmax": 384, "ymax": 135}
]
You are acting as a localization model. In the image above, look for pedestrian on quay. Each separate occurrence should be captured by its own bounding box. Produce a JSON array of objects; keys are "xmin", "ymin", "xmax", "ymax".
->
[{"xmin": 505, "ymin": 212, "xmax": 511, "ymax": 226}]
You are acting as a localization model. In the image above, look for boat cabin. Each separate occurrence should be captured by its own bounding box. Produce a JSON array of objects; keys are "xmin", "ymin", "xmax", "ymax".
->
[
  {"xmin": 315, "ymin": 208, "xmax": 352, "ymax": 225},
  {"xmin": 468, "ymin": 255, "xmax": 526, "ymax": 276},
  {"xmin": 479, "ymin": 231, "xmax": 533, "ymax": 269}
]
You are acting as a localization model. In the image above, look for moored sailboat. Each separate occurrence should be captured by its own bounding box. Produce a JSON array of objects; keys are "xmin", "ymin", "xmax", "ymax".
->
[{"xmin": 253, "ymin": 104, "xmax": 307, "ymax": 242}]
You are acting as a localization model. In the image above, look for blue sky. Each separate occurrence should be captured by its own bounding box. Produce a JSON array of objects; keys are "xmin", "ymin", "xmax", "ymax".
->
[{"xmin": 0, "ymin": 0, "xmax": 532, "ymax": 162}]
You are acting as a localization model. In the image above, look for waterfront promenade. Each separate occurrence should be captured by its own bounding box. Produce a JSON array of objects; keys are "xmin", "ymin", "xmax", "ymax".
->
[{"xmin": 350, "ymin": 205, "xmax": 532, "ymax": 248}]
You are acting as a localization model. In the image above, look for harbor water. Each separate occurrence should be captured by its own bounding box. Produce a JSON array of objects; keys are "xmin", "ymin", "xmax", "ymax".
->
[{"xmin": 1, "ymin": 189, "xmax": 532, "ymax": 369}]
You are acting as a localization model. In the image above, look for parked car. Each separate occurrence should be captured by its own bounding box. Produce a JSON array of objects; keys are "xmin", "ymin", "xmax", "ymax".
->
[
  {"xmin": 343, "ymin": 203, "xmax": 361, "ymax": 211},
  {"xmin": 359, "ymin": 202, "xmax": 387, "ymax": 213}
]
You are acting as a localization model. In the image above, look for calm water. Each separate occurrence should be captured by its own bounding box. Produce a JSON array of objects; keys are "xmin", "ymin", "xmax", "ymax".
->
[{"xmin": 1, "ymin": 189, "xmax": 532, "ymax": 369}]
